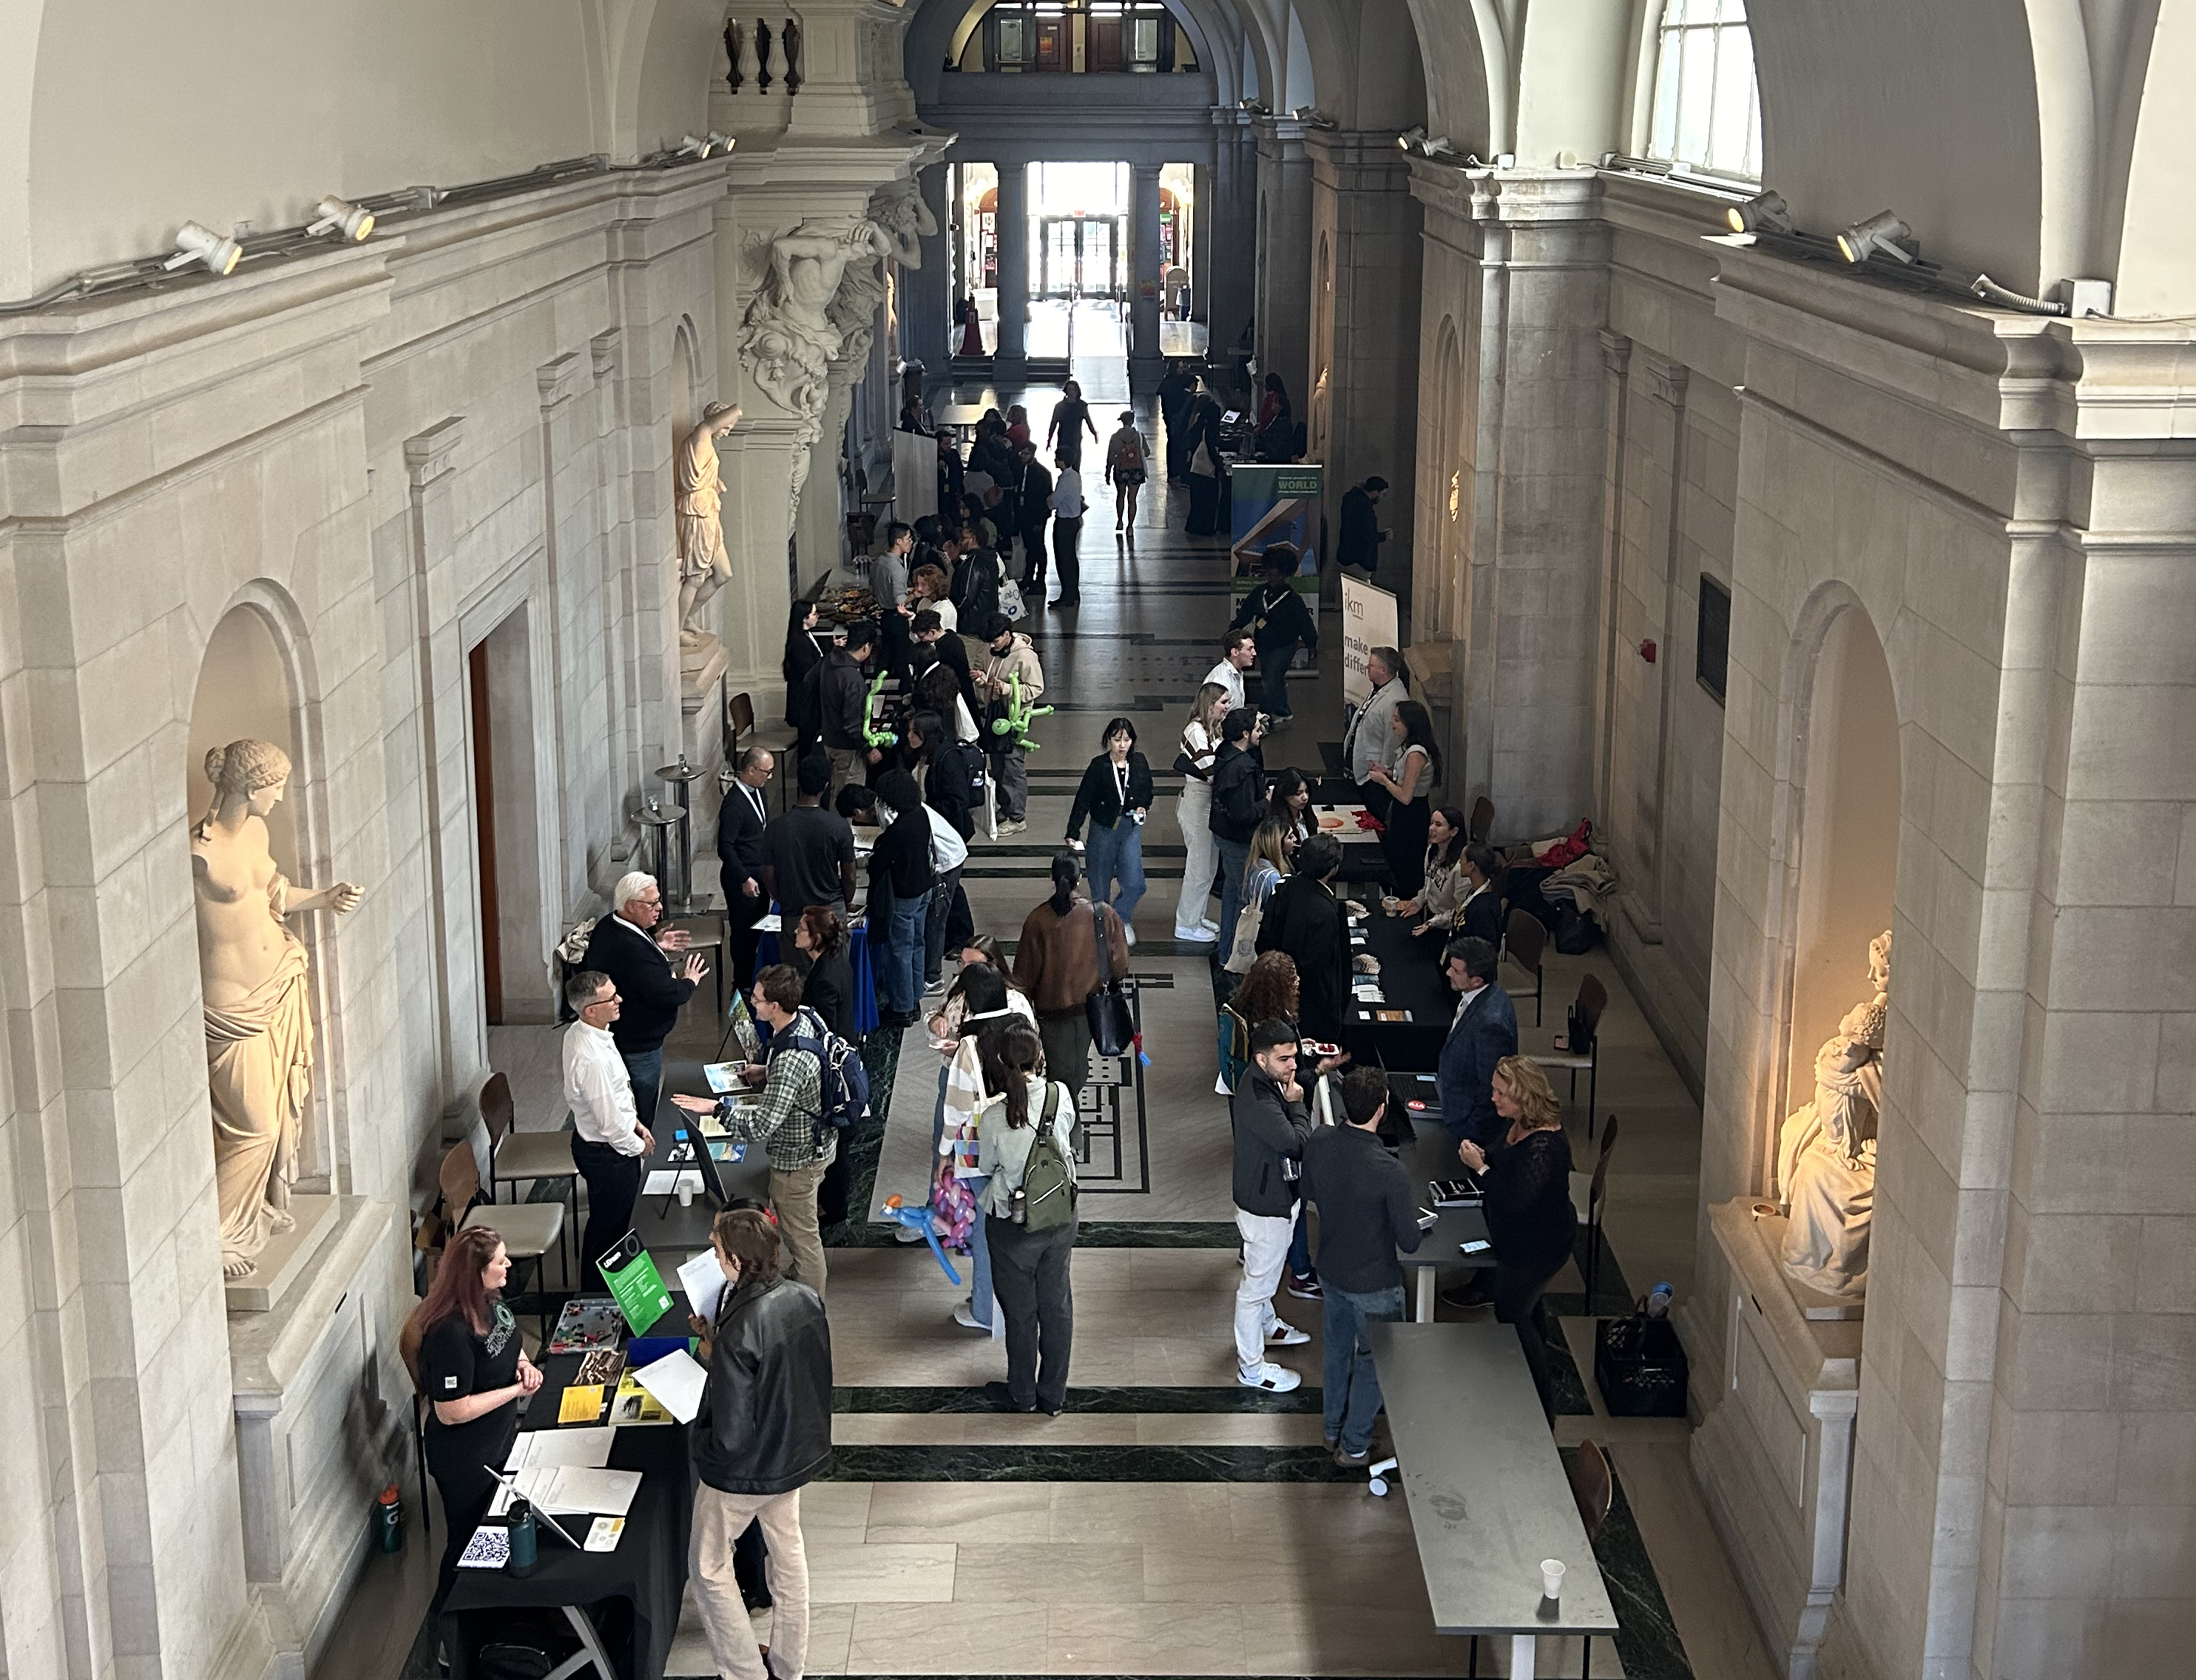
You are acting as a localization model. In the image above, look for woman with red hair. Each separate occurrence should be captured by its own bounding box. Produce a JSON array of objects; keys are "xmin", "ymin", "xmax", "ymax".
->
[{"xmin": 407, "ymin": 1225, "xmax": 543, "ymax": 1612}]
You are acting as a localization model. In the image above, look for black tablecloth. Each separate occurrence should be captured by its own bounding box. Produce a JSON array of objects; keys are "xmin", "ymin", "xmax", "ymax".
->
[
  {"xmin": 1339, "ymin": 901, "xmax": 1453, "ymax": 1072},
  {"xmin": 442, "ymin": 1353, "xmax": 693, "ymax": 1680}
]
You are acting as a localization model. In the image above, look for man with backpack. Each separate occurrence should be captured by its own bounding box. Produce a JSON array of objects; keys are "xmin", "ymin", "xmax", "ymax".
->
[{"xmin": 677, "ymin": 964, "xmax": 866, "ymax": 1296}]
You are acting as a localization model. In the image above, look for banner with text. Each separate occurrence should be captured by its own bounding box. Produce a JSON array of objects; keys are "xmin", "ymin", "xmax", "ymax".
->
[{"xmin": 1340, "ymin": 573, "xmax": 1400, "ymax": 710}]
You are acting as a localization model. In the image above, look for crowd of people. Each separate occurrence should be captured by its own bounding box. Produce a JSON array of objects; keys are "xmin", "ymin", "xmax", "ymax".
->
[{"xmin": 408, "ymin": 402, "xmax": 1584, "ymax": 1680}]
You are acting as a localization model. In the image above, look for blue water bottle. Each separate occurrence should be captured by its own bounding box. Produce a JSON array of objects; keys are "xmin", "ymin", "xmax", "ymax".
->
[{"xmin": 1646, "ymin": 1282, "xmax": 1674, "ymax": 1318}]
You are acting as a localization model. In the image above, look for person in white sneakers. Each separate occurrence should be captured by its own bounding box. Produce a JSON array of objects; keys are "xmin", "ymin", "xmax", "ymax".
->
[
  {"xmin": 1203, "ymin": 629, "xmax": 1256, "ymax": 714},
  {"xmin": 1229, "ymin": 1018, "xmax": 1317, "ymax": 1390},
  {"xmin": 1172, "ymin": 682, "xmax": 1231, "ymax": 943}
]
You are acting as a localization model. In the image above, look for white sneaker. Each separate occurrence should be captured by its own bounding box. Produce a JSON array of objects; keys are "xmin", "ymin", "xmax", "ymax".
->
[
  {"xmin": 1174, "ymin": 923, "xmax": 1218, "ymax": 944},
  {"xmin": 1266, "ymin": 1321, "xmax": 1311, "ymax": 1347},
  {"xmin": 951, "ymin": 1299, "xmax": 991, "ymax": 1332},
  {"xmin": 1238, "ymin": 1361, "xmax": 1302, "ymax": 1392},
  {"xmin": 1123, "ymin": 924, "xmax": 1138, "ymax": 947},
  {"xmin": 999, "ymin": 818, "xmax": 1028, "ymax": 836},
  {"xmin": 1199, "ymin": 918, "xmax": 1220, "ymax": 933}
]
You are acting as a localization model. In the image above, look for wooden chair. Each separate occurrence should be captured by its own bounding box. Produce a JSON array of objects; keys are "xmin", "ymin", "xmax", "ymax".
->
[
  {"xmin": 1533, "ymin": 973, "xmax": 1608, "ymax": 1138},
  {"xmin": 1501, "ymin": 906, "xmax": 1547, "ymax": 1025},
  {"xmin": 442, "ymin": 1136, "xmax": 566, "ymax": 1336},
  {"xmin": 1567, "ymin": 1438, "xmax": 1615, "ymax": 1678},
  {"xmin": 1469, "ymin": 796, "xmax": 1495, "ymax": 844},
  {"xmin": 480, "ymin": 1072, "xmax": 578, "ymax": 1275},
  {"xmin": 1569, "ymin": 1114, "xmax": 1619, "ymax": 1303},
  {"xmin": 726, "ymin": 689, "xmax": 757, "ymax": 756}
]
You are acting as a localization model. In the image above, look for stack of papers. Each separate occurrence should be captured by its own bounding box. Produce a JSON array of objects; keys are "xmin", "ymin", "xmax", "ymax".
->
[
  {"xmin": 678, "ymin": 1250, "xmax": 729, "ymax": 1321},
  {"xmin": 506, "ymin": 1426, "xmax": 615, "ymax": 1471},
  {"xmin": 643, "ymin": 1168, "xmax": 705, "ymax": 1196},
  {"xmin": 630, "ymin": 1348, "xmax": 709, "ymax": 1423},
  {"xmin": 490, "ymin": 1465, "xmax": 643, "ymax": 1518}
]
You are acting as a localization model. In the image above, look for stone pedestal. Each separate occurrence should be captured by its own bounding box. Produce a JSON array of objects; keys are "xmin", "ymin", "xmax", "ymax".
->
[
  {"xmin": 230, "ymin": 1196, "xmax": 402, "ymax": 1680},
  {"xmin": 223, "ymin": 1193, "xmax": 342, "ymax": 1313},
  {"xmin": 1692, "ymin": 1199, "xmax": 1861, "ymax": 1680}
]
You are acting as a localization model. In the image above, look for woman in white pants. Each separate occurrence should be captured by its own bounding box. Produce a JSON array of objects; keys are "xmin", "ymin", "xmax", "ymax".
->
[{"xmin": 1173, "ymin": 682, "xmax": 1231, "ymax": 942}]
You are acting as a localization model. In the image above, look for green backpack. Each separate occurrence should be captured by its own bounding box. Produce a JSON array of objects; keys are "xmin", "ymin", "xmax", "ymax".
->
[{"xmin": 1019, "ymin": 1083, "xmax": 1079, "ymax": 1233}]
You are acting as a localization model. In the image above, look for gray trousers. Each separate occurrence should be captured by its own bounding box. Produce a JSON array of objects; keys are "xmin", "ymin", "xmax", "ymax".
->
[
  {"xmin": 990, "ymin": 747, "xmax": 1028, "ymax": 821},
  {"xmin": 985, "ymin": 1211, "xmax": 1077, "ymax": 1412}
]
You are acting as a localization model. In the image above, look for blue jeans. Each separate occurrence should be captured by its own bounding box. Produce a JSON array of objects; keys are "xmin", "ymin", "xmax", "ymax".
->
[
  {"xmin": 1085, "ymin": 818, "xmax": 1146, "ymax": 929},
  {"xmin": 924, "ymin": 865, "xmax": 963, "ymax": 987},
  {"xmin": 1322, "ymin": 1282, "xmax": 1407, "ymax": 1454},
  {"xmin": 1259, "ymin": 646, "xmax": 1294, "ymax": 718},
  {"xmin": 883, "ymin": 888, "xmax": 932, "ymax": 1016},
  {"xmin": 1288, "ymin": 1214, "xmax": 1315, "ymax": 1280},
  {"xmin": 964, "ymin": 1173, "xmax": 994, "ymax": 1328},
  {"xmin": 620, "ymin": 1046, "xmax": 663, "ymax": 1129},
  {"xmin": 1214, "ymin": 834, "xmax": 1251, "ymax": 958}
]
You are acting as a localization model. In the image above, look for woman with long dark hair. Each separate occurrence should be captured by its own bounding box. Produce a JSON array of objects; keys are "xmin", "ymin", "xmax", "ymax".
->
[
  {"xmin": 1366, "ymin": 700, "xmax": 1439, "ymax": 896},
  {"xmin": 1013, "ymin": 853, "xmax": 1129, "ymax": 1092},
  {"xmin": 783, "ymin": 599, "xmax": 824, "ymax": 748},
  {"xmin": 975, "ymin": 1020, "xmax": 1078, "ymax": 1412},
  {"xmin": 1065, "ymin": 717, "xmax": 1153, "ymax": 944},
  {"xmin": 1267, "ymin": 768, "xmax": 1313, "ymax": 847},
  {"xmin": 406, "ymin": 1225, "xmax": 543, "ymax": 1613},
  {"xmin": 930, "ymin": 963, "xmax": 1036, "ymax": 1330}
]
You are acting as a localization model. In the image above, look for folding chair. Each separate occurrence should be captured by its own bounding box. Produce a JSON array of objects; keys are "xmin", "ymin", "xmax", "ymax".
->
[
  {"xmin": 1569, "ymin": 1114, "xmax": 1619, "ymax": 1304},
  {"xmin": 1533, "ymin": 973, "xmax": 1607, "ymax": 1137},
  {"xmin": 1469, "ymin": 796, "xmax": 1495, "ymax": 844},
  {"xmin": 481, "ymin": 1071, "xmax": 578, "ymax": 1276},
  {"xmin": 443, "ymin": 1137, "xmax": 566, "ymax": 1339},
  {"xmin": 1501, "ymin": 907, "xmax": 1546, "ymax": 1026},
  {"xmin": 1568, "ymin": 1440, "xmax": 1615, "ymax": 1678}
]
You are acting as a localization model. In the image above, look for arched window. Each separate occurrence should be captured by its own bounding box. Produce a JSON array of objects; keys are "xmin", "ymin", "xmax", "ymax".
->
[{"xmin": 1647, "ymin": 0, "xmax": 1761, "ymax": 179}]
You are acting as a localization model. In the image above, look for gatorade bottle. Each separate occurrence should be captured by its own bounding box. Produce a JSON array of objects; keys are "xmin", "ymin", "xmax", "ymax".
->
[{"xmin": 374, "ymin": 1484, "xmax": 402, "ymax": 1554}]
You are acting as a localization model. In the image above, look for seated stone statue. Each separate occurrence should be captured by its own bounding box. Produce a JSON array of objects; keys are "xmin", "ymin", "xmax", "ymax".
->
[{"xmin": 1775, "ymin": 931, "xmax": 1890, "ymax": 1299}]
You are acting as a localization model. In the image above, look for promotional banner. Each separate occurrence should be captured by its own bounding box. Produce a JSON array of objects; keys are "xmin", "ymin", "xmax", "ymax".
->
[
  {"xmin": 1340, "ymin": 573, "xmax": 1400, "ymax": 710},
  {"xmin": 1228, "ymin": 464, "xmax": 1322, "ymax": 592}
]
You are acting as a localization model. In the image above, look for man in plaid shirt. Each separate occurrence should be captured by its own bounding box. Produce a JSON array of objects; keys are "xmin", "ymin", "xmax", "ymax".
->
[{"xmin": 675, "ymin": 963, "xmax": 834, "ymax": 1295}]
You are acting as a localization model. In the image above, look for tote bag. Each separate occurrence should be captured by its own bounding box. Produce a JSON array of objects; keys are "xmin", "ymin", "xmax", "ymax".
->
[{"xmin": 1084, "ymin": 902, "xmax": 1136, "ymax": 1058}]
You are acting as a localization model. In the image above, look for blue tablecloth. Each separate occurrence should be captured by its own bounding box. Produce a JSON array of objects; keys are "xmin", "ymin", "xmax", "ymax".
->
[{"xmin": 757, "ymin": 915, "xmax": 879, "ymax": 1034}]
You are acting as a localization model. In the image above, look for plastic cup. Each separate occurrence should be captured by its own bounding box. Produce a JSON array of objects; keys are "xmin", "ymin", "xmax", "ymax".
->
[{"xmin": 1541, "ymin": 1559, "xmax": 1566, "ymax": 1599}]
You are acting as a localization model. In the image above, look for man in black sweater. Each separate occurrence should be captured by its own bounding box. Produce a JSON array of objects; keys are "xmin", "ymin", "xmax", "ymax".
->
[
  {"xmin": 580, "ymin": 870, "xmax": 709, "ymax": 1127},
  {"xmin": 761, "ymin": 754, "xmax": 858, "ymax": 921},
  {"xmin": 909, "ymin": 610, "xmax": 976, "ymax": 714},
  {"xmin": 1230, "ymin": 1019, "xmax": 1317, "ymax": 1392},
  {"xmin": 1256, "ymin": 833, "xmax": 1351, "ymax": 1040},
  {"xmin": 817, "ymin": 621, "xmax": 879, "ymax": 802},
  {"xmin": 868, "ymin": 769, "xmax": 936, "ymax": 1026},
  {"xmin": 1209, "ymin": 707, "xmax": 1267, "ymax": 954},
  {"xmin": 1228, "ymin": 544, "xmax": 1319, "ymax": 726},
  {"xmin": 1301, "ymin": 1066, "xmax": 1425, "ymax": 1466}
]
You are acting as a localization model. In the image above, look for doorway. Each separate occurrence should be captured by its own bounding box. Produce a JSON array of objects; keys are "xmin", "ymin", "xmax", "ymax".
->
[
  {"xmin": 1038, "ymin": 214, "xmax": 1122, "ymax": 297},
  {"xmin": 468, "ymin": 607, "xmax": 549, "ymax": 1026}
]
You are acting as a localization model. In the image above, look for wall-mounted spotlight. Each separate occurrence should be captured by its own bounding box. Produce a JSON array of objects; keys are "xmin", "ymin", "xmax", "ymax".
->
[
  {"xmin": 307, "ymin": 195, "xmax": 376, "ymax": 242},
  {"xmin": 163, "ymin": 221, "xmax": 243, "ymax": 276},
  {"xmin": 1396, "ymin": 126, "xmax": 1427, "ymax": 153},
  {"xmin": 1725, "ymin": 189, "xmax": 1791, "ymax": 237},
  {"xmin": 1836, "ymin": 211, "xmax": 1917, "ymax": 265},
  {"xmin": 677, "ymin": 134, "xmax": 717, "ymax": 160},
  {"xmin": 706, "ymin": 132, "xmax": 734, "ymax": 156}
]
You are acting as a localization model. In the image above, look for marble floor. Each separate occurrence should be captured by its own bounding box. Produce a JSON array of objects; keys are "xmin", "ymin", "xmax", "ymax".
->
[{"xmin": 314, "ymin": 372, "xmax": 1777, "ymax": 1680}]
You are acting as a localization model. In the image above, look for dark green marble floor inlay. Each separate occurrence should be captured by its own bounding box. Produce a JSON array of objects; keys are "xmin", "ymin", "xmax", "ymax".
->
[
  {"xmin": 823, "ymin": 1443, "xmax": 1361, "ymax": 1483},
  {"xmin": 834, "ymin": 1383, "xmax": 1323, "ymax": 1414},
  {"xmin": 1572, "ymin": 1449, "xmax": 1695, "ymax": 1680}
]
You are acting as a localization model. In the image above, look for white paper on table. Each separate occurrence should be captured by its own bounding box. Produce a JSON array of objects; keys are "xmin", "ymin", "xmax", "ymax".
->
[
  {"xmin": 631, "ymin": 1348, "xmax": 709, "ymax": 1424},
  {"xmin": 755, "ymin": 913, "xmax": 782, "ymax": 932},
  {"xmin": 457, "ymin": 1526, "xmax": 510, "ymax": 1568},
  {"xmin": 643, "ymin": 1168, "xmax": 704, "ymax": 1196},
  {"xmin": 585, "ymin": 1517, "xmax": 626, "ymax": 1552},
  {"xmin": 505, "ymin": 1426, "xmax": 615, "ymax": 1471},
  {"xmin": 677, "ymin": 1249, "xmax": 728, "ymax": 1322},
  {"xmin": 489, "ymin": 1465, "xmax": 642, "ymax": 1517}
]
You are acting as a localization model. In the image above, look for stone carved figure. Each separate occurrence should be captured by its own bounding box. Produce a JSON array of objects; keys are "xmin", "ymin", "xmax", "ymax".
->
[
  {"xmin": 868, "ymin": 177, "xmax": 938, "ymax": 268},
  {"xmin": 1775, "ymin": 930, "xmax": 1891, "ymax": 1298},
  {"xmin": 675, "ymin": 402, "xmax": 743, "ymax": 646},
  {"xmin": 192, "ymin": 740, "xmax": 362, "ymax": 1279}
]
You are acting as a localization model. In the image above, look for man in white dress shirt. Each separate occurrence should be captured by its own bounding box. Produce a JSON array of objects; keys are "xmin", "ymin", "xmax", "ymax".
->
[
  {"xmin": 564, "ymin": 969, "xmax": 655, "ymax": 1280},
  {"xmin": 1203, "ymin": 629, "xmax": 1256, "ymax": 713}
]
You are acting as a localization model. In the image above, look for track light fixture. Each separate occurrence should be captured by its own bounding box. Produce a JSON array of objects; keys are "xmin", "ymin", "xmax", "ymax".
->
[
  {"xmin": 706, "ymin": 132, "xmax": 734, "ymax": 156},
  {"xmin": 306, "ymin": 195, "xmax": 376, "ymax": 242},
  {"xmin": 163, "ymin": 222, "xmax": 243, "ymax": 277},
  {"xmin": 1725, "ymin": 190, "xmax": 1791, "ymax": 237},
  {"xmin": 1836, "ymin": 211, "xmax": 1917, "ymax": 265},
  {"xmin": 677, "ymin": 134, "xmax": 717, "ymax": 160}
]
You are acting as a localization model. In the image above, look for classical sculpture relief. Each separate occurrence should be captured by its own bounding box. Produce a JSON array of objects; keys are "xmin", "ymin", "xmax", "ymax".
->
[
  {"xmin": 1775, "ymin": 930, "xmax": 1891, "ymax": 1299},
  {"xmin": 868, "ymin": 176, "xmax": 938, "ymax": 268},
  {"xmin": 675, "ymin": 401, "xmax": 743, "ymax": 646},
  {"xmin": 192, "ymin": 740, "xmax": 362, "ymax": 1279}
]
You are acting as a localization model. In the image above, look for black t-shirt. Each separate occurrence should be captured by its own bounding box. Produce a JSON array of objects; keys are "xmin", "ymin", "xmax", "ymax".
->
[
  {"xmin": 419, "ymin": 1301, "xmax": 522, "ymax": 1459},
  {"xmin": 764, "ymin": 805, "xmax": 857, "ymax": 917}
]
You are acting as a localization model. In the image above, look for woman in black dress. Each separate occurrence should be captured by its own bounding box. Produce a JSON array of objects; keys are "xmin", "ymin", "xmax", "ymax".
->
[
  {"xmin": 408, "ymin": 1225, "xmax": 543, "ymax": 1612},
  {"xmin": 1456, "ymin": 1056, "xmax": 1576, "ymax": 1418},
  {"xmin": 1365, "ymin": 700, "xmax": 1439, "ymax": 897},
  {"xmin": 783, "ymin": 599, "xmax": 823, "ymax": 750},
  {"xmin": 789, "ymin": 904, "xmax": 856, "ymax": 1038}
]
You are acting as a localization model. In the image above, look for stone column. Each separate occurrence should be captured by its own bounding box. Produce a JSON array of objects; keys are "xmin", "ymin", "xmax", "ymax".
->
[
  {"xmin": 995, "ymin": 161, "xmax": 1029, "ymax": 374},
  {"xmin": 1190, "ymin": 160, "xmax": 1214, "ymax": 326},
  {"xmin": 1129, "ymin": 160, "xmax": 1165, "ymax": 395},
  {"xmin": 1206, "ymin": 109, "xmax": 1258, "ymax": 370},
  {"xmin": 901, "ymin": 161, "xmax": 953, "ymax": 382},
  {"xmin": 1252, "ymin": 117, "xmax": 1313, "ymax": 412}
]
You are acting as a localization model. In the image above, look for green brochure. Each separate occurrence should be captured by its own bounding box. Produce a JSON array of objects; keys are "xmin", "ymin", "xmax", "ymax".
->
[{"xmin": 598, "ymin": 1233, "xmax": 673, "ymax": 1335}]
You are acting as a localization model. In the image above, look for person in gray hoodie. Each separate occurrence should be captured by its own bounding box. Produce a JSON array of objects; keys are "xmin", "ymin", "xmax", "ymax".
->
[{"xmin": 1229, "ymin": 1018, "xmax": 1317, "ymax": 1391}]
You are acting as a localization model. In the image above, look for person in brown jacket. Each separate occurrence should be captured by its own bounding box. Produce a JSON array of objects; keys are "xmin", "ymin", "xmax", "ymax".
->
[{"xmin": 1013, "ymin": 853, "xmax": 1131, "ymax": 1094}]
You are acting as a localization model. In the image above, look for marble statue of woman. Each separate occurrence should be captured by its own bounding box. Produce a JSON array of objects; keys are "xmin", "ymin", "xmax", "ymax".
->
[
  {"xmin": 676, "ymin": 402, "xmax": 743, "ymax": 646},
  {"xmin": 1774, "ymin": 930, "xmax": 1890, "ymax": 1299},
  {"xmin": 192, "ymin": 740, "xmax": 362, "ymax": 1279}
]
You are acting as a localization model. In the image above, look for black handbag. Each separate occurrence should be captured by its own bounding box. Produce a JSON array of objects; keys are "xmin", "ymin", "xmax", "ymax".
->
[{"xmin": 1084, "ymin": 901, "xmax": 1136, "ymax": 1059}]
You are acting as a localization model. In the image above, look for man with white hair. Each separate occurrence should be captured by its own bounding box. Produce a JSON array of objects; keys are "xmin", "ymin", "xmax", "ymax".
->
[{"xmin": 580, "ymin": 871, "xmax": 708, "ymax": 1130}]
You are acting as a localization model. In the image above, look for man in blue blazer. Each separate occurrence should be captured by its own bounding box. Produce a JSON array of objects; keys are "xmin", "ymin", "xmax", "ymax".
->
[{"xmin": 1436, "ymin": 935, "xmax": 1518, "ymax": 1151}]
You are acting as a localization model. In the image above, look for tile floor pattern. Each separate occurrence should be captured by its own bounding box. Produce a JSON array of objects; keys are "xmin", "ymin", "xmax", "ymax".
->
[{"xmin": 322, "ymin": 375, "xmax": 1781, "ymax": 1680}]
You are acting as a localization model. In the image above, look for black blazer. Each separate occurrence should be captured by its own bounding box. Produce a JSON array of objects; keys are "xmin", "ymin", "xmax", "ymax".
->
[
  {"xmin": 1458, "ymin": 884, "xmax": 1503, "ymax": 945},
  {"xmin": 791, "ymin": 946, "xmax": 857, "ymax": 1038},
  {"xmin": 1255, "ymin": 874, "xmax": 1349, "ymax": 1040},
  {"xmin": 717, "ymin": 782, "xmax": 771, "ymax": 930},
  {"xmin": 580, "ymin": 915, "xmax": 697, "ymax": 1056},
  {"xmin": 1066, "ymin": 752, "xmax": 1155, "ymax": 840}
]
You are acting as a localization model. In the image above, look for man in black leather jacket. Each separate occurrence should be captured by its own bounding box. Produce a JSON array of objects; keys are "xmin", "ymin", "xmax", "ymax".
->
[{"xmin": 687, "ymin": 1208, "xmax": 833, "ymax": 1680}]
